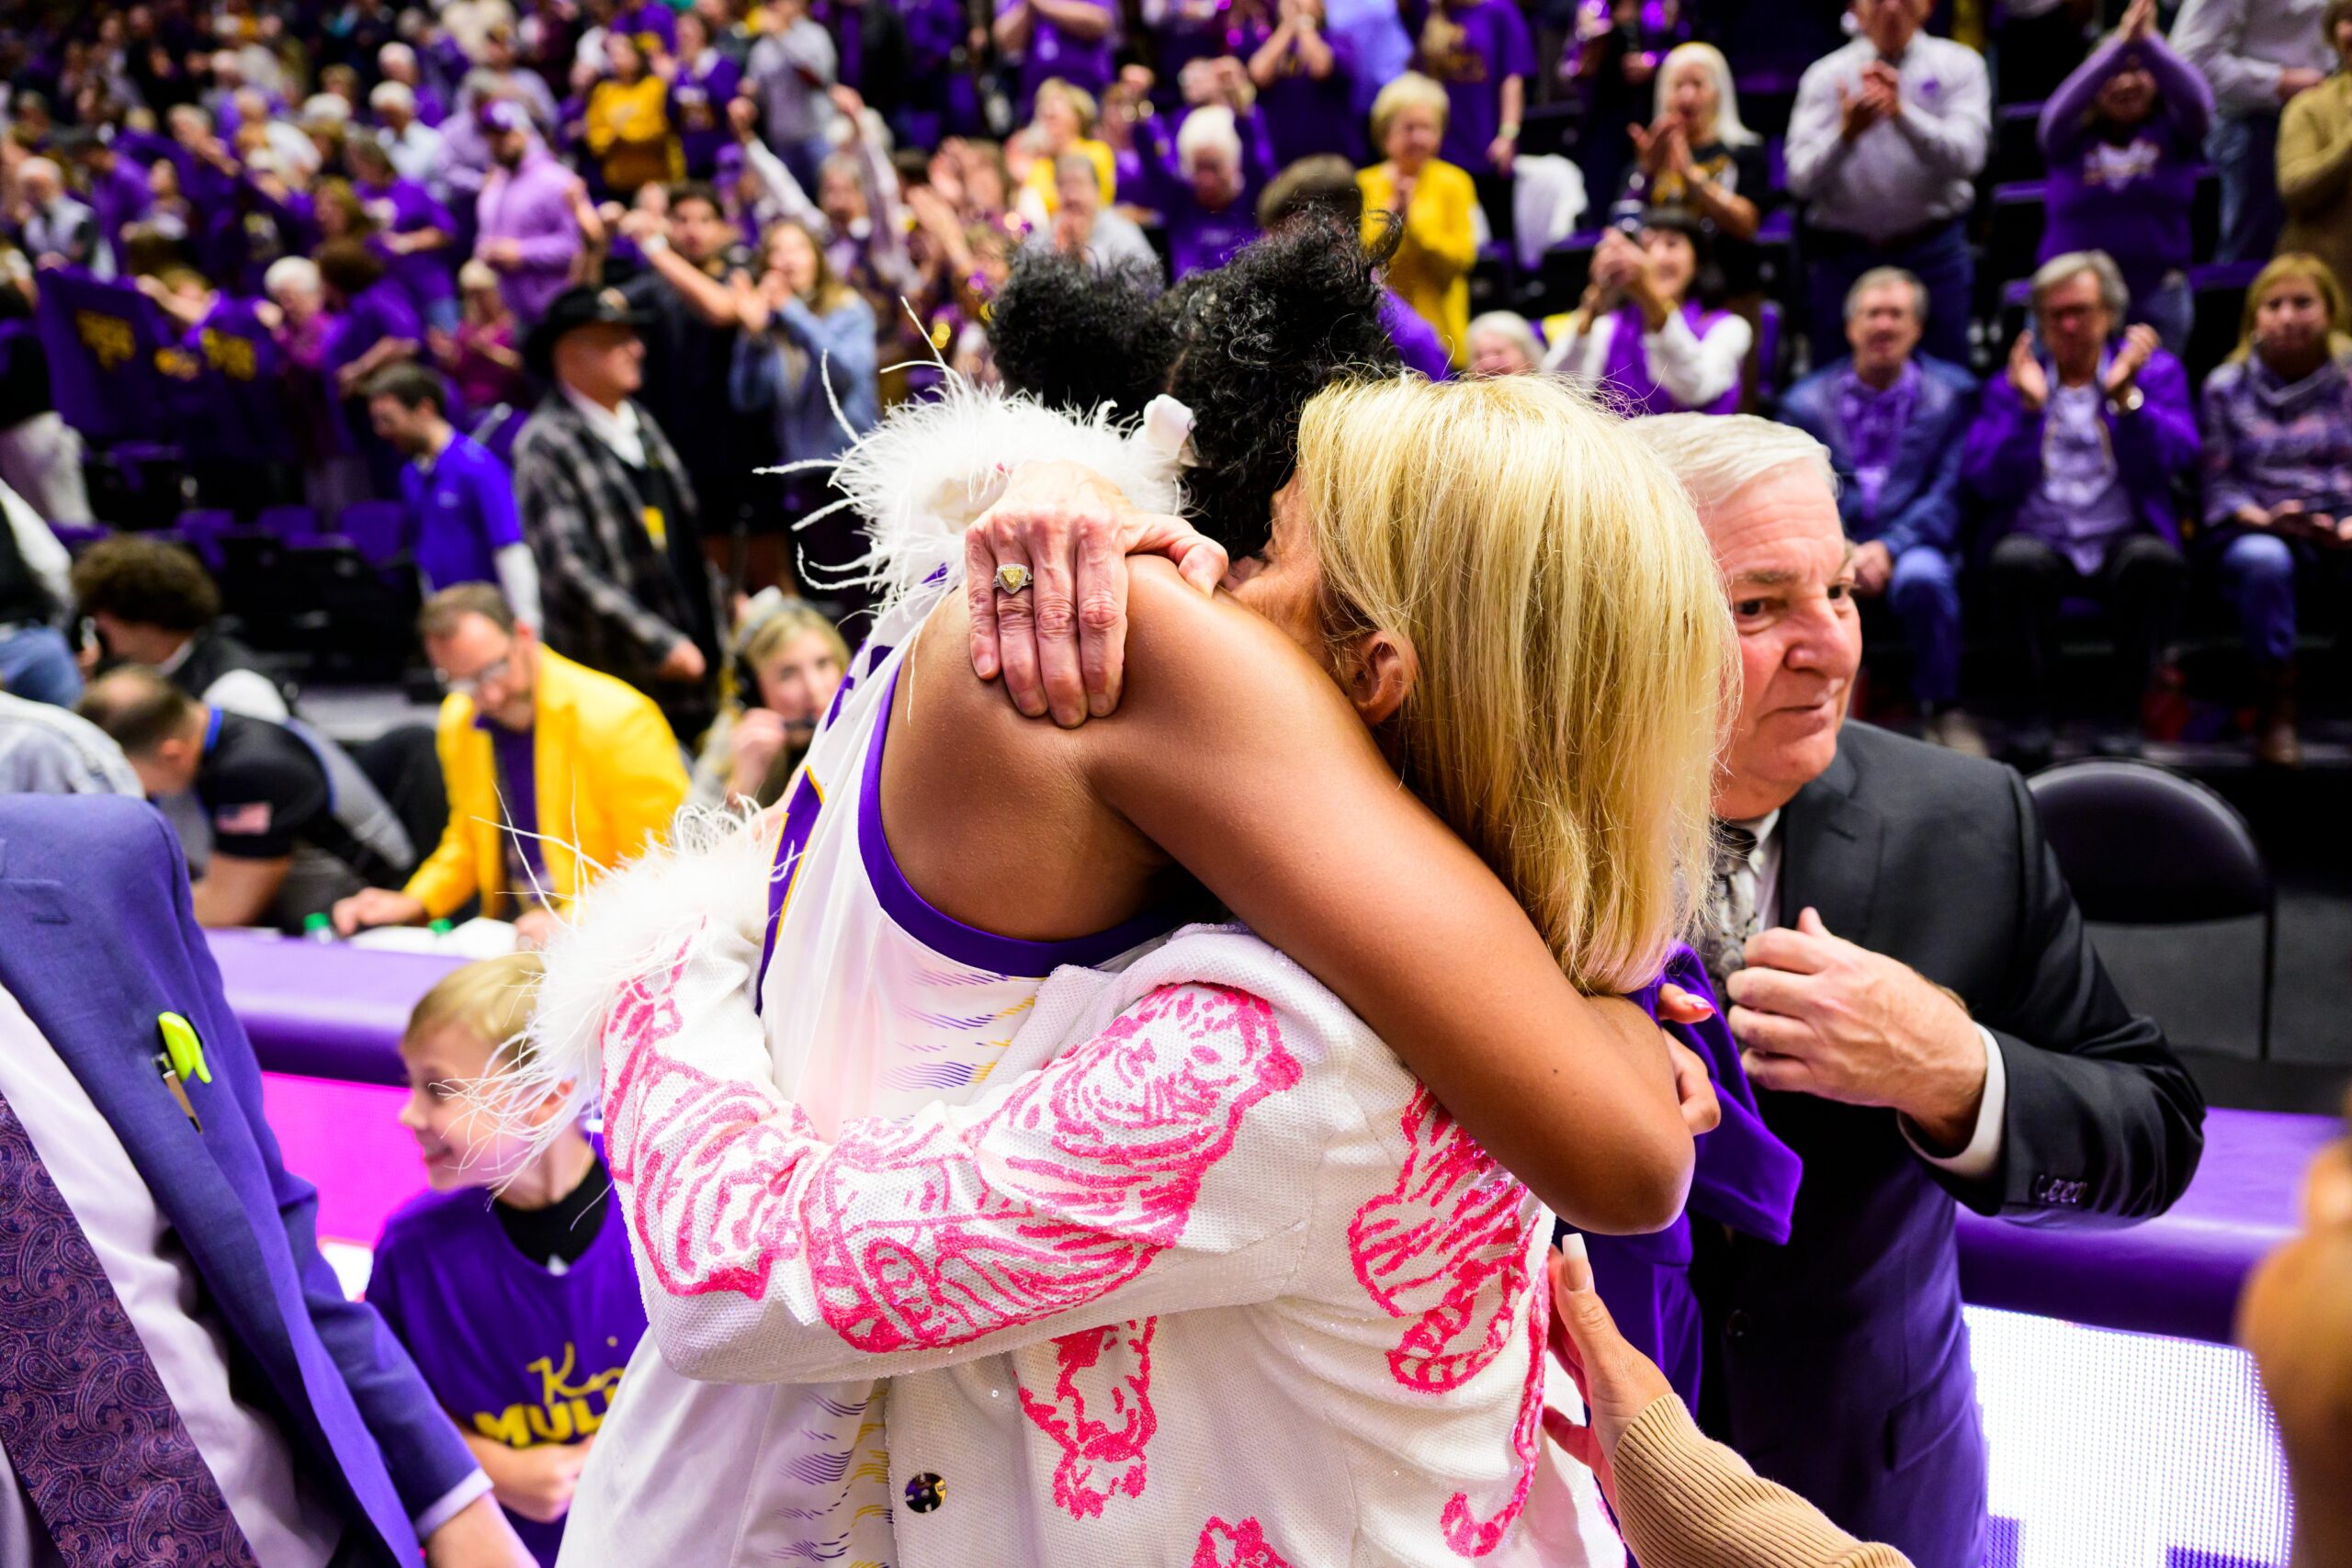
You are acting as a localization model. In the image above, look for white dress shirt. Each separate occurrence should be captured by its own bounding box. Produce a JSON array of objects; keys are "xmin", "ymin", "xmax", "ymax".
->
[
  {"xmin": 559, "ymin": 382, "xmax": 648, "ymax": 468},
  {"xmin": 2171, "ymin": 0, "xmax": 2335, "ymax": 117},
  {"xmin": 1784, "ymin": 34, "xmax": 1992, "ymax": 243},
  {"xmin": 1729, "ymin": 811, "xmax": 2008, "ymax": 1182},
  {"xmin": 0, "ymin": 984, "xmax": 343, "ymax": 1568}
]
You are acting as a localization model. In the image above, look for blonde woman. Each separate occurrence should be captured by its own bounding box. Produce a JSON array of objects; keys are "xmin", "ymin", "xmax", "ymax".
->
[
  {"xmin": 534, "ymin": 371, "xmax": 1731, "ymax": 1564},
  {"xmin": 1359, "ymin": 71, "xmax": 1479, "ymax": 364},
  {"xmin": 2198, "ymin": 252, "xmax": 2352, "ymax": 766},
  {"xmin": 688, "ymin": 600, "xmax": 851, "ymax": 808},
  {"xmin": 1014, "ymin": 75, "xmax": 1117, "ymax": 220}
]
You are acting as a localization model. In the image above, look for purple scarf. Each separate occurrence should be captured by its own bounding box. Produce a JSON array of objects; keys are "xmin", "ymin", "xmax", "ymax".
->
[{"xmin": 1600, "ymin": 300, "xmax": 1738, "ymax": 416}]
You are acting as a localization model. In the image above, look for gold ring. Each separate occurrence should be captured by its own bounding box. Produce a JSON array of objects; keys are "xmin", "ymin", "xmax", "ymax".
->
[{"xmin": 994, "ymin": 563, "xmax": 1033, "ymax": 594}]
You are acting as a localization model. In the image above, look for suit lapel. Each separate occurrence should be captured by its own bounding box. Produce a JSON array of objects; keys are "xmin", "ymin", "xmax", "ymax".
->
[{"xmin": 1777, "ymin": 735, "xmax": 1886, "ymax": 942}]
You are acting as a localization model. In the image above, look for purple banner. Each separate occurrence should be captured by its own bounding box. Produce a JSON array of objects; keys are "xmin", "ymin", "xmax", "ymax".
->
[
  {"xmin": 187, "ymin": 299, "xmax": 297, "ymax": 464},
  {"xmin": 31, "ymin": 267, "xmax": 178, "ymax": 445}
]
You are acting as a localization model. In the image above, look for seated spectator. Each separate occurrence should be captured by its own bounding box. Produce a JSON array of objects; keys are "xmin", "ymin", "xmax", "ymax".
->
[
  {"xmin": 2278, "ymin": 0, "xmax": 2352, "ymax": 301},
  {"xmin": 1027, "ymin": 149, "xmax": 1160, "ymax": 275},
  {"xmin": 1013, "ymin": 76, "xmax": 1117, "ymax": 220},
  {"xmin": 443, "ymin": 257, "xmax": 531, "ymax": 415},
  {"xmin": 1621, "ymin": 43, "xmax": 1776, "ymax": 331},
  {"xmin": 2197, "ymin": 252, "xmax": 2352, "ymax": 766},
  {"xmin": 1785, "ymin": 0, "xmax": 1989, "ymax": 367},
  {"xmin": 1358, "ymin": 72, "xmax": 1478, "ymax": 366},
  {"xmin": 1409, "ymin": 0, "xmax": 1533, "ymax": 201},
  {"xmin": 81, "ymin": 666, "xmax": 414, "ymax": 929},
  {"xmin": 2038, "ymin": 0, "xmax": 2213, "ymax": 355},
  {"xmin": 514, "ymin": 284, "xmax": 720, "ymax": 742},
  {"xmin": 1966, "ymin": 250, "xmax": 2199, "ymax": 760},
  {"xmin": 348, "ymin": 132, "xmax": 462, "ymax": 334},
  {"xmin": 62, "ymin": 129, "xmax": 153, "ymax": 260},
  {"xmin": 1544, "ymin": 209, "xmax": 1751, "ymax": 414},
  {"xmin": 1464, "ymin": 309, "xmax": 1542, "ymax": 375},
  {"xmin": 368, "ymin": 364, "xmax": 544, "ymax": 624},
  {"xmin": 368, "ymin": 953, "xmax": 650, "ymax": 1564},
  {"xmin": 1262, "ymin": 152, "xmax": 1453, "ymax": 378},
  {"xmin": 688, "ymin": 597, "xmax": 849, "ymax": 808},
  {"xmin": 13, "ymin": 155, "xmax": 112, "ymax": 276},
  {"xmin": 667, "ymin": 7, "xmax": 741, "ymax": 180},
  {"xmin": 585, "ymin": 31, "xmax": 681, "ymax": 199},
  {"xmin": 0, "ymin": 685, "xmax": 141, "ymax": 795},
  {"xmin": 378, "ymin": 41, "xmax": 450, "ymax": 128},
  {"xmin": 473, "ymin": 100, "xmax": 584, "ymax": 327},
  {"xmin": 334, "ymin": 584, "xmax": 688, "ymax": 945},
  {"xmin": 1779, "ymin": 267, "xmax": 1984, "ymax": 754},
  {"xmin": 70, "ymin": 536, "xmax": 293, "ymax": 719},
  {"xmin": 374, "ymin": 80, "xmax": 451, "ymax": 198},
  {"xmin": 1125, "ymin": 97, "xmax": 1272, "ymax": 276},
  {"xmin": 1246, "ymin": 0, "xmax": 1363, "ymax": 166},
  {"xmin": 0, "ymin": 478, "xmax": 76, "ymax": 708},
  {"xmin": 993, "ymin": 0, "xmax": 1118, "ymax": 122},
  {"xmin": 2175, "ymin": 0, "xmax": 2332, "ymax": 264}
]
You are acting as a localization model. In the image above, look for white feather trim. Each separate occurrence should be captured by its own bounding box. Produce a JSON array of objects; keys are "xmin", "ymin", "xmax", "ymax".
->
[
  {"xmin": 763, "ymin": 378, "xmax": 1189, "ymax": 618},
  {"xmin": 494, "ymin": 807, "xmax": 775, "ymax": 1163}
]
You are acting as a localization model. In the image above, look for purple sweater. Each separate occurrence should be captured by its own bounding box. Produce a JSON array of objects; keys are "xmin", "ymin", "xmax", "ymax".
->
[
  {"xmin": 1123, "ymin": 106, "xmax": 1276, "ymax": 279},
  {"xmin": 2037, "ymin": 32, "xmax": 2213, "ymax": 298},
  {"xmin": 1962, "ymin": 345, "xmax": 2200, "ymax": 549}
]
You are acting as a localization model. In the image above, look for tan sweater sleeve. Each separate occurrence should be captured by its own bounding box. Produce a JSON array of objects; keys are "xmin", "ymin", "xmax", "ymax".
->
[{"xmin": 1612, "ymin": 1396, "xmax": 1917, "ymax": 1568}]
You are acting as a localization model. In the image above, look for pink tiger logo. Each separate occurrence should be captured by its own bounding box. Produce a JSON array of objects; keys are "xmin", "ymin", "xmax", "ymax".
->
[
  {"xmin": 1438, "ymin": 1294, "xmax": 1549, "ymax": 1558},
  {"xmin": 1018, "ymin": 1317, "xmax": 1158, "ymax": 1518},
  {"xmin": 1192, "ymin": 1517, "xmax": 1295, "ymax": 1568}
]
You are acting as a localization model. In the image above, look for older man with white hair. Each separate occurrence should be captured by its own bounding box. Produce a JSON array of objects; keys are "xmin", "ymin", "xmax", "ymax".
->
[
  {"xmin": 1629, "ymin": 412, "xmax": 2204, "ymax": 1568},
  {"xmin": 371, "ymin": 78, "xmax": 450, "ymax": 197},
  {"xmin": 13, "ymin": 157, "xmax": 110, "ymax": 276},
  {"xmin": 1962, "ymin": 248, "xmax": 2199, "ymax": 761}
]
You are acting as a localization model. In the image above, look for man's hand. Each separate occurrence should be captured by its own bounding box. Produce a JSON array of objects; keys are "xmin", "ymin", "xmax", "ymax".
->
[
  {"xmin": 2007, "ymin": 327, "xmax": 2049, "ymax": 413},
  {"xmin": 1726, "ymin": 907, "xmax": 1988, "ymax": 1150},
  {"xmin": 1838, "ymin": 79, "xmax": 1888, "ymax": 141},
  {"xmin": 514, "ymin": 908, "xmax": 562, "ymax": 949},
  {"xmin": 1541, "ymin": 1235, "xmax": 1675, "ymax": 1516},
  {"xmin": 657, "ymin": 638, "xmax": 707, "ymax": 682},
  {"xmin": 1852, "ymin": 539, "xmax": 1894, "ymax": 597},
  {"xmin": 422, "ymin": 1492, "xmax": 534, "ymax": 1567},
  {"xmin": 2104, "ymin": 322, "xmax": 2159, "ymax": 400},
  {"xmin": 480, "ymin": 236, "xmax": 523, "ymax": 270},
  {"xmin": 2278, "ymin": 64, "xmax": 2325, "ymax": 102},
  {"xmin": 334, "ymin": 886, "xmax": 427, "ymax": 936},
  {"xmin": 964, "ymin": 460, "xmax": 1227, "ymax": 725},
  {"xmin": 483, "ymin": 1438, "xmax": 594, "ymax": 1524}
]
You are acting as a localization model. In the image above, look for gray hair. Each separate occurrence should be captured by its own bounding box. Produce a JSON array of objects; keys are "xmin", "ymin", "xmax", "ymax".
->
[
  {"xmin": 1629, "ymin": 413, "xmax": 1838, "ymax": 518},
  {"xmin": 264, "ymin": 255, "xmax": 322, "ymax": 299},
  {"xmin": 2032, "ymin": 249, "xmax": 2130, "ymax": 318},
  {"xmin": 1845, "ymin": 265, "xmax": 1928, "ymax": 326},
  {"xmin": 369, "ymin": 79, "xmax": 415, "ymax": 114},
  {"xmin": 1465, "ymin": 310, "xmax": 1544, "ymax": 371}
]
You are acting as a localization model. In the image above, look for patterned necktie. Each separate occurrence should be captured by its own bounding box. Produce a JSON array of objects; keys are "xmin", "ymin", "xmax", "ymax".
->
[
  {"xmin": 0, "ymin": 1082, "xmax": 260, "ymax": 1568},
  {"xmin": 1700, "ymin": 823, "xmax": 1761, "ymax": 1005}
]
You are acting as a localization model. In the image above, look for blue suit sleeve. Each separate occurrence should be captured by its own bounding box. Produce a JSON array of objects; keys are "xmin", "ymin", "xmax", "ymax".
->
[
  {"xmin": 158, "ymin": 808, "xmax": 480, "ymax": 1522},
  {"xmin": 1876, "ymin": 377, "xmax": 1976, "ymax": 557}
]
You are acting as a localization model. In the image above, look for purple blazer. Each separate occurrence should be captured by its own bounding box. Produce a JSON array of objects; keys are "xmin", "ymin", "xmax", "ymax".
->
[
  {"xmin": 0, "ymin": 795, "xmax": 478, "ymax": 1559},
  {"xmin": 1961, "ymin": 345, "xmax": 2200, "ymax": 550},
  {"xmin": 1585, "ymin": 944, "xmax": 1801, "ymax": 1410}
]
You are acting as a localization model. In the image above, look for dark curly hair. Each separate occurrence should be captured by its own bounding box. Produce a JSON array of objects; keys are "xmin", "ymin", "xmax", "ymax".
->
[
  {"xmin": 70, "ymin": 536, "xmax": 222, "ymax": 634},
  {"xmin": 987, "ymin": 220, "xmax": 1401, "ymax": 559}
]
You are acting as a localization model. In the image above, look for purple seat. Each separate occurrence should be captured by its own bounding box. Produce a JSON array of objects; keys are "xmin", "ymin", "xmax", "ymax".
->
[
  {"xmin": 254, "ymin": 502, "xmax": 322, "ymax": 540},
  {"xmin": 336, "ymin": 501, "xmax": 411, "ymax": 570},
  {"xmin": 1753, "ymin": 300, "xmax": 1781, "ymax": 404},
  {"xmin": 50, "ymin": 522, "xmax": 108, "ymax": 554},
  {"xmin": 170, "ymin": 508, "xmax": 235, "ymax": 571}
]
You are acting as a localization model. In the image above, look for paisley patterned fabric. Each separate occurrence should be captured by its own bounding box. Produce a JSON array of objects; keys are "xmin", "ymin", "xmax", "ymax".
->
[{"xmin": 0, "ymin": 1085, "xmax": 259, "ymax": 1568}]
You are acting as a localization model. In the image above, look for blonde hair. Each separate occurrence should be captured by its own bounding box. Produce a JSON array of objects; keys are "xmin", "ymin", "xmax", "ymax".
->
[
  {"xmin": 406, "ymin": 952, "xmax": 546, "ymax": 1072},
  {"xmin": 1629, "ymin": 412, "xmax": 1838, "ymax": 519},
  {"xmin": 1370, "ymin": 72, "xmax": 1450, "ymax": 148},
  {"xmin": 1033, "ymin": 77, "xmax": 1099, "ymax": 138},
  {"xmin": 1654, "ymin": 42, "xmax": 1758, "ymax": 147},
  {"xmin": 743, "ymin": 600, "xmax": 849, "ymax": 672},
  {"xmin": 1295, "ymin": 375, "xmax": 1736, "ymax": 992},
  {"xmin": 2231, "ymin": 252, "xmax": 2352, "ymax": 364}
]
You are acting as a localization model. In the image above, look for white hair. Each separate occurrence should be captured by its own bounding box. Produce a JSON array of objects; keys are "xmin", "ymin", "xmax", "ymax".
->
[
  {"xmin": 264, "ymin": 255, "xmax": 322, "ymax": 299},
  {"xmin": 1653, "ymin": 43, "xmax": 1758, "ymax": 149},
  {"xmin": 2032, "ymin": 248, "xmax": 2130, "ymax": 318},
  {"xmin": 1175, "ymin": 104, "xmax": 1243, "ymax": 178},
  {"xmin": 1845, "ymin": 265, "xmax": 1928, "ymax": 325},
  {"xmin": 378, "ymin": 40, "xmax": 416, "ymax": 72},
  {"xmin": 1629, "ymin": 412, "xmax": 1837, "ymax": 518},
  {"xmin": 17, "ymin": 157, "xmax": 60, "ymax": 187},
  {"xmin": 302, "ymin": 93, "xmax": 351, "ymax": 124},
  {"xmin": 1465, "ymin": 310, "xmax": 1543, "ymax": 370},
  {"xmin": 369, "ymin": 79, "xmax": 415, "ymax": 114}
]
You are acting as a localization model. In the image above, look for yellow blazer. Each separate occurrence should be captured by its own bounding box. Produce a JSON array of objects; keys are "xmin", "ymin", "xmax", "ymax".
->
[
  {"xmin": 1358, "ymin": 158, "xmax": 1478, "ymax": 367},
  {"xmin": 403, "ymin": 647, "xmax": 688, "ymax": 920}
]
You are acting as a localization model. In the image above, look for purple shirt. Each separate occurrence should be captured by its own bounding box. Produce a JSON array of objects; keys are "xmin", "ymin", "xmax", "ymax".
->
[
  {"xmin": 2014, "ymin": 378, "xmax": 2139, "ymax": 574},
  {"xmin": 999, "ymin": 0, "xmax": 1116, "ymax": 114},
  {"xmin": 1381, "ymin": 289, "xmax": 1453, "ymax": 380},
  {"xmin": 322, "ymin": 281, "xmax": 423, "ymax": 445},
  {"xmin": 474, "ymin": 148, "xmax": 585, "ymax": 324},
  {"xmin": 1836, "ymin": 360, "xmax": 1921, "ymax": 525},
  {"xmin": 1125, "ymin": 106, "xmax": 1272, "ymax": 279},
  {"xmin": 666, "ymin": 51, "xmax": 743, "ymax": 178},
  {"xmin": 1247, "ymin": 24, "xmax": 1364, "ymax": 167},
  {"xmin": 368, "ymin": 1177, "xmax": 649, "ymax": 1565},
  {"xmin": 358, "ymin": 175, "xmax": 458, "ymax": 309},
  {"xmin": 85, "ymin": 159, "xmax": 153, "ymax": 252},
  {"xmin": 1414, "ymin": 0, "xmax": 1533, "ymax": 175},
  {"xmin": 2038, "ymin": 33, "xmax": 2212, "ymax": 298},
  {"xmin": 401, "ymin": 430, "xmax": 524, "ymax": 592},
  {"xmin": 2199, "ymin": 352, "xmax": 2352, "ymax": 525}
]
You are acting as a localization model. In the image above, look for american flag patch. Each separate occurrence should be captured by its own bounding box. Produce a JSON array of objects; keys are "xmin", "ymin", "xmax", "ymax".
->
[{"xmin": 214, "ymin": 801, "xmax": 274, "ymax": 835}]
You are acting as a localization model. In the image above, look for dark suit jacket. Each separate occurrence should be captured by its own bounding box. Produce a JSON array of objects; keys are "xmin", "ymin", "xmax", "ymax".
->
[
  {"xmin": 1704, "ymin": 723, "xmax": 2205, "ymax": 1568},
  {"xmin": 0, "ymin": 794, "xmax": 479, "ymax": 1564},
  {"xmin": 1777, "ymin": 353, "xmax": 1978, "ymax": 559}
]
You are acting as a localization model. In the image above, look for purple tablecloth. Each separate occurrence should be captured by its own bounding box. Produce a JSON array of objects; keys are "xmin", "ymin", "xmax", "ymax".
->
[
  {"xmin": 1956, "ymin": 1106, "xmax": 2335, "ymax": 1345},
  {"xmin": 205, "ymin": 930, "xmax": 466, "ymax": 1086}
]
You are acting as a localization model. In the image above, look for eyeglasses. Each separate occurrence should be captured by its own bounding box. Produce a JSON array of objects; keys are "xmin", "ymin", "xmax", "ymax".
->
[{"xmin": 434, "ymin": 655, "xmax": 512, "ymax": 699}]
